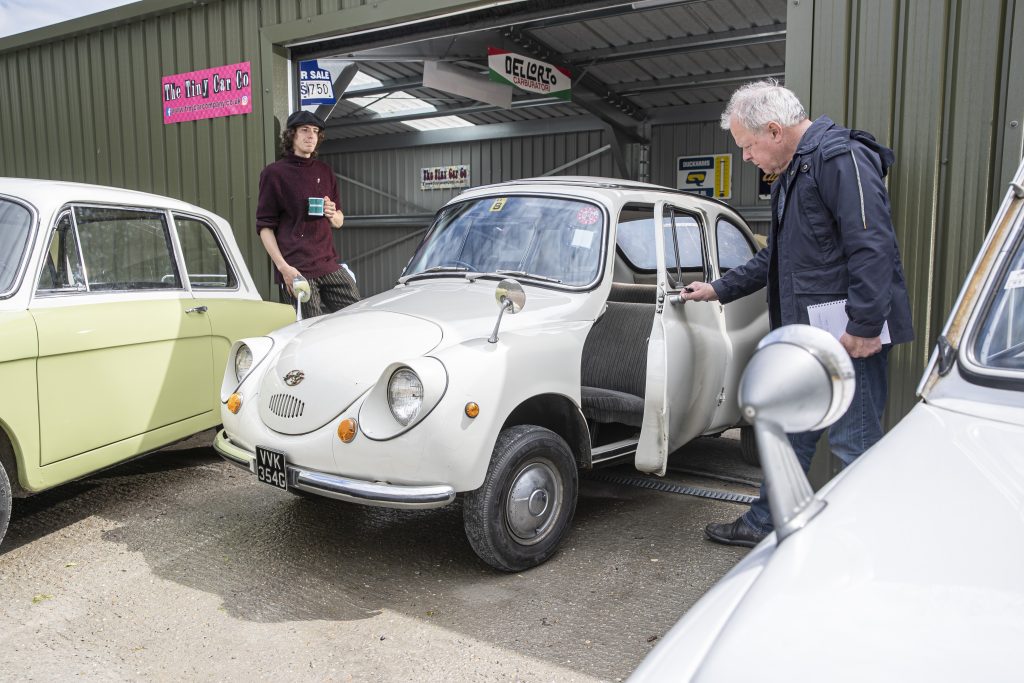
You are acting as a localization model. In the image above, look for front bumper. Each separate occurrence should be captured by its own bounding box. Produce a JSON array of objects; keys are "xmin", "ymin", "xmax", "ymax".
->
[{"xmin": 214, "ymin": 429, "xmax": 456, "ymax": 510}]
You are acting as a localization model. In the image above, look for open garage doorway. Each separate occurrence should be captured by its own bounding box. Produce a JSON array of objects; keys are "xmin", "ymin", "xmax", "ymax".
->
[{"xmin": 273, "ymin": 0, "xmax": 785, "ymax": 296}]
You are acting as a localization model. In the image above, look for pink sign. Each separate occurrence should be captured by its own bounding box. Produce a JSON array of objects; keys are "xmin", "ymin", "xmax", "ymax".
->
[{"xmin": 162, "ymin": 61, "xmax": 252, "ymax": 124}]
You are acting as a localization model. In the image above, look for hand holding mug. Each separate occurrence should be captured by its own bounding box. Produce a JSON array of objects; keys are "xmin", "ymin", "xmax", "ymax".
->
[{"xmin": 323, "ymin": 196, "xmax": 344, "ymax": 227}]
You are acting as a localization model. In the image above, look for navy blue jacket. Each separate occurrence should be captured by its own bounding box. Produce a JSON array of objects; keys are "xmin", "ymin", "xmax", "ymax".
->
[{"xmin": 713, "ymin": 116, "xmax": 914, "ymax": 344}]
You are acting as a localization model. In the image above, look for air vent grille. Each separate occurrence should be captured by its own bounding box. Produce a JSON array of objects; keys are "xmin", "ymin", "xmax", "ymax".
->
[{"xmin": 268, "ymin": 393, "xmax": 305, "ymax": 418}]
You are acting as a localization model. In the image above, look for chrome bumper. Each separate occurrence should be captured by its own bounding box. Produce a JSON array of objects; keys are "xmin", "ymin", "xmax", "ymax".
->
[{"xmin": 214, "ymin": 429, "xmax": 456, "ymax": 510}]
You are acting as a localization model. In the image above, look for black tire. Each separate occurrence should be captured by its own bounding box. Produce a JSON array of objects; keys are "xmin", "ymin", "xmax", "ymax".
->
[
  {"xmin": 740, "ymin": 425, "xmax": 760, "ymax": 467},
  {"xmin": 0, "ymin": 464, "xmax": 11, "ymax": 546},
  {"xmin": 464, "ymin": 425, "xmax": 578, "ymax": 572}
]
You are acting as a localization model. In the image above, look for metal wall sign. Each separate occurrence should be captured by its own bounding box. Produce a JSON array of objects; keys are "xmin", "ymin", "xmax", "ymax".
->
[
  {"xmin": 487, "ymin": 48, "xmax": 571, "ymax": 101},
  {"xmin": 162, "ymin": 61, "xmax": 252, "ymax": 125},
  {"xmin": 421, "ymin": 165, "xmax": 471, "ymax": 190},
  {"xmin": 677, "ymin": 154, "xmax": 732, "ymax": 199},
  {"xmin": 298, "ymin": 59, "xmax": 337, "ymax": 106}
]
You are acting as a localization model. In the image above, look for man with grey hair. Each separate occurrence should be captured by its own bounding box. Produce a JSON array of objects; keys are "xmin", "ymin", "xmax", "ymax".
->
[{"xmin": 682, "ymin": 79, "xmax": 914, "ymax": 547}]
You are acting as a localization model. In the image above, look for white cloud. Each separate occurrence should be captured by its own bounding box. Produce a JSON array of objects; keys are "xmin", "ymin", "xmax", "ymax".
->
[{"xmin": 0, "ymin": 0, "xmax": 136, "ymax": 39}]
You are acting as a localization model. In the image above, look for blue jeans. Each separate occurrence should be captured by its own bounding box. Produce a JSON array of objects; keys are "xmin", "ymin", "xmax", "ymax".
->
[{"xmin": 743, "ymin": 345, "xmax": 891, "ymax": 533}]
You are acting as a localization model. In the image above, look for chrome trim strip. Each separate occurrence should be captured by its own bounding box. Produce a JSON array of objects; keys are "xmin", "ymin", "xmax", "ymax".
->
[
  {"xmin": 292, "ymin": 470, "xmax": 455, "ymax": 509},
  {"xmin": 590, "ymin": 438, "xmax": 638, "ymax": 465},
  {"xmin": 212, "ymin": 429, "xmax": 455, "ymax": 509}
]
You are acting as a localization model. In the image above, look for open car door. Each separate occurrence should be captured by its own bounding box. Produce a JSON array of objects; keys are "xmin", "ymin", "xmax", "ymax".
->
[{"xmin": 636, "ymin": 202, "xmax": 730, "ymax": 475}]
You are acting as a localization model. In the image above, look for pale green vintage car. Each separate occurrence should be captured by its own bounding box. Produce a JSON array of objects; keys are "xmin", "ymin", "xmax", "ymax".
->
[{"xmin": 0, "ymin": 178, "xmax": 294, "ymax": 543}]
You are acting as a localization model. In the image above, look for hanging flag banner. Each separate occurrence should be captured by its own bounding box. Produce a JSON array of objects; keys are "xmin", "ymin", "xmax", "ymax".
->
[
  {"xmin": 758, "ymin": 170, "xmax": 778, "ymax": 200},
  {"xmin": 298, "ymin": 59, "xmax": 337, "ymax": 106},
  {"xmin": 487, "ymin": 48, "xmax": 571, "ymax": 101},
  {"xmin": 421, "ymin": 165, "xmax": 471, "ymax": 190},
  {"xmin": 677, "ymin": 154, "xmax": 732, "ymax": 199},
  {"xmin": 162, "ymin": 61, "xmax": 251, "ymax": 125}
]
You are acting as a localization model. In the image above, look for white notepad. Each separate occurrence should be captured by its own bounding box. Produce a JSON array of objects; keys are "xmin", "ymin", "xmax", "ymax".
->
[{"xmin": 807, "ymin": 299, "xmax": 891, "ymax": 343}]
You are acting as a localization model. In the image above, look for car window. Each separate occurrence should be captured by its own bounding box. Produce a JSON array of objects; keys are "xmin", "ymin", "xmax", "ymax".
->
[
  {"xmin": 405, "ymin": 196, "xmax": 604, "ymax": 287},
  {"xmin": 36, "ymin": 212, "xmax": 86, "ymax": 293},
  {"xmin": 0, "ymin": 197, "xmax": 34, "ymax": 297},
  {"xmin": 74, "ymin": 206, "xmax": 181, "ymax": 290},
  {"xmin": 717, "ymin": 218, "xmax": 756, "ymax": 272},
  {"xmin": 616, "ymin": 204, "xmax": 656, "ymax": 270},
  {"xmin": 661, "ymin": 208, "xmax": 704, "ymax": 289},
  {"xmin": 971, "ymin": 231, "xmax": 1024, "ymax": 373},
  {"xmin": 615, "ymin": 204, "xmax": 702, "ymax": 275},
  {"xmin": 174, "ymin": 214, "xmax": 237, "ymax": 289}
]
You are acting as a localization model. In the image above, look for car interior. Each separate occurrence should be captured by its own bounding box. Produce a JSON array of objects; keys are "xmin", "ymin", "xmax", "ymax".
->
[{"xmin": 580, "ymin": 203, "xmax": 709, "ymax": 448}]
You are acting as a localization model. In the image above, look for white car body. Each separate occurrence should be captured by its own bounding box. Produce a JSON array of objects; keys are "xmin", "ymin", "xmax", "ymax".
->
[
  {"xmin": 629, "ymin": 162, "xmax": 1024, "ymax": 680},
  {"xmin": 216, "ymin": 177, "xmax": 769, "ymax": 570}
]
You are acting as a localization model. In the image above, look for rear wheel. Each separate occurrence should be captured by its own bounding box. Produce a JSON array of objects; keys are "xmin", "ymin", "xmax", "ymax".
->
[
  {"xmin": 740, "ymin": 426, "xmax": 760, "ymax": 467},
  {"xmin": 464, "ymin": 425, "xmax": 578, "ymax": 572}
]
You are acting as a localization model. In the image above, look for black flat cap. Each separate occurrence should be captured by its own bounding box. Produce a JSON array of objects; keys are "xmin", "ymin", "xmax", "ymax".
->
[{"xmin": 286, "ymin": 110, "xmax": 326, "ymax": 130}]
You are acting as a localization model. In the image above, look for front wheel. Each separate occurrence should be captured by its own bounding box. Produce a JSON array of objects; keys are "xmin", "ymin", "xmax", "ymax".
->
[
  {"xmin": 463, "ymin": 425, "xmax": 578, "ymax": 572},
  {"xmin": 0, "ymin": 464, "xmax": 11, "ymax": 546}
]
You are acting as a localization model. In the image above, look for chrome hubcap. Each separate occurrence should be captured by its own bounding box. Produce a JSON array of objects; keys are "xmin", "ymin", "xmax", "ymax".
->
[{"xmin": 505, "ymin": 460, "xmax": 563, "ymax": 545}]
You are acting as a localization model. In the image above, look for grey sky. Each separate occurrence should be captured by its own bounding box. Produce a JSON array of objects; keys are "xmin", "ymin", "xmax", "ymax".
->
[{"xmin": 0, "ymin": 0, "xmax": 135, "ymax": 39}]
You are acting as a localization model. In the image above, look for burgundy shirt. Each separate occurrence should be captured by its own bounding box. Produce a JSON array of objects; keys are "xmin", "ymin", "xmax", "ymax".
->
[{"xmin": 256, "ymin": 153, "xmax": 340, "ymax": 282}]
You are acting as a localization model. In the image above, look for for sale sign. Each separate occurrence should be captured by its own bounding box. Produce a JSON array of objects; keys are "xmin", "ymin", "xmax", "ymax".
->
[
  {"xmin": 487, "ymin": 48, "xmax": 571, "ymax": 101},
  {"xmin": 298, "ymin": 60, "xmax": 336, "ymax": 106}
]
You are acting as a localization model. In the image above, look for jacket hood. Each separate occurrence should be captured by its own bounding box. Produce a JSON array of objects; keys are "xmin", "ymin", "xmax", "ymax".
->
[{"xmin": 797, "ymin": 115, "xmax": 895, "ymax": 177}]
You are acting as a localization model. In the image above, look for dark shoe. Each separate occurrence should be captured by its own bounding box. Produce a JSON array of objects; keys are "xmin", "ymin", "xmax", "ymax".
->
[{"xmin": 704, "ymin": 517, "xmax": 768, "ymax": 548}]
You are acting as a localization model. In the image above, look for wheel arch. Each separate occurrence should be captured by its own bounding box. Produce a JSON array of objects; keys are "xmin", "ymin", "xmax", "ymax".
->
[
  {"xmin": 501, "ymin": 394, "xmax": 591, "ymax": 468},
  {"xmin": 0, "ymin": 424, "xmax": 27, "ymax": 498}
]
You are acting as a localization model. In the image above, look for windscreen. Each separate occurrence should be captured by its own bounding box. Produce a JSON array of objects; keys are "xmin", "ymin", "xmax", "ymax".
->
[
  {"xmin": 404, "ymin": 195, "xmax": 605, "ymax": 286},
  {"xmin": 972, "ymin": 232, "xmax": 1024, "ymax": 373},
  {"xmin": 0, "ymin": 198, "xmax": 34, "ymax": 297}
]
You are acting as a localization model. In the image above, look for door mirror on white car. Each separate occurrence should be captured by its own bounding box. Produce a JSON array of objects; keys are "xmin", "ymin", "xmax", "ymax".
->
[{"xmin": 737, "ymin": 325, "xmax": 856, "ymax": 543}]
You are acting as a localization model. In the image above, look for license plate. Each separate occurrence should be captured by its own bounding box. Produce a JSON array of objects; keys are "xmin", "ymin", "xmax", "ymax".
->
[{"xmin": 255, "ymin": 446, "xmax": 288, "ymax": 490}]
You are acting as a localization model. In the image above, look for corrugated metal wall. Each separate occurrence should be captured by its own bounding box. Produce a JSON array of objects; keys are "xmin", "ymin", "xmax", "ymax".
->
[
  {"xmin": 321, "ymin": 129, "xmax": 624, "ymax": 295},
  {"xmin": 0, "ymin": 0, "xmax": 372, "ymax": 294},
  {"xmin": 787, "ymin": 0, "xmax": 1024, "ymax": 426},
  {"xmin": 650, "ymin": 120, "xmax": 771, "ymax": 235}
]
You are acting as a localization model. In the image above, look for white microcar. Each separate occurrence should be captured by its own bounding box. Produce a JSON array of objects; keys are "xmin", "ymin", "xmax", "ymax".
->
[{"xmin": 215, "ymin": 177, "xmax": 769, "ymax": 571}]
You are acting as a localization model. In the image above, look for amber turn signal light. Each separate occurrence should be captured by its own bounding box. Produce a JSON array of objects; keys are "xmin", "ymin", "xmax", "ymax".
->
[
  {"xmin": 465, "ymin": 402, "xmax": 480, "ymax": 418},
  {"xmin": 227, "ymin": 393, "xmax": 242, "ymax": 414},
  {"xmin": 337, "ymin": 418, "xmax": 358, "ymax": 443}
]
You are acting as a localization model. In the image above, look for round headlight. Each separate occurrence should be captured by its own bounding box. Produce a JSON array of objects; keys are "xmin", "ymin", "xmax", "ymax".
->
[
  {"xmin": 387, "ymin": 367, "xmax": 423, "ymax": 426},
  {"xmin": 234, "ymin": 343, "xmax": 253, "ymax": 383}
]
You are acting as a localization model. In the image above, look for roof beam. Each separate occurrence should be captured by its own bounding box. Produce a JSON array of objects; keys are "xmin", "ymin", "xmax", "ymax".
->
[
  {"xmin": 610, "ymin": 67, "xmax": 784, "ymax": 96},
  {"xmin": 320, "ymin": 115, "xmax": 605, "ymax": 153},
  {"xmin": 565, "ymin": 25, "xmax": 786, "ymax": 66},
  {"xmin": 326, "ymin": 96, "xmax": 567, "ymax": 128}
]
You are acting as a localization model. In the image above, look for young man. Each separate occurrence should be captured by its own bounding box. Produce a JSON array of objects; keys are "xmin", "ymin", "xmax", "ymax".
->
[
  {"xmin": 256, "ymin": 110, "xmax": 360, "ymax": 316},
  {"xmin": 682, "ymin": 79, "xmax": 914, "ymax": 547}
]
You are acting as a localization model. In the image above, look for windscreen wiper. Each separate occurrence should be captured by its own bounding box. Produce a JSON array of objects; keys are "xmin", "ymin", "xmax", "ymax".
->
[
  {"xmin": 398, "ymin": 265, "xmax": 469, "ymax": 284},
  {"xmin": 493, "ymin": 269, "xmax": 563, "ymax": 284}
]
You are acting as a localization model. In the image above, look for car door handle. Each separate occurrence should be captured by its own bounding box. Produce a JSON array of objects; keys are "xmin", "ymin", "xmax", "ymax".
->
[{"xmin": 185, "ymin": 305, "xmax": 208, "ymax": 314}]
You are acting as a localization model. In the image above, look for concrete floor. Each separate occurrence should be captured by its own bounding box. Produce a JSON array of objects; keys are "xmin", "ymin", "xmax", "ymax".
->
[{"xmin": 0, "ymin": 430, "xmax": 759, "ymax": 682}]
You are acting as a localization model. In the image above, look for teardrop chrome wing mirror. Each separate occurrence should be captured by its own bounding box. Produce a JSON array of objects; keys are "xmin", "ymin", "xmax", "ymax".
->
[
  {"xmin": 488, "ymin": 278, "xmax": 526, "ymax": 343},
  {"xmin": 738, "ymin": 324, "xmax": 855, "ymax": 543},
  {"xmin": 292, "ymin": 275, "xmax": 311, "ymax": 321}
]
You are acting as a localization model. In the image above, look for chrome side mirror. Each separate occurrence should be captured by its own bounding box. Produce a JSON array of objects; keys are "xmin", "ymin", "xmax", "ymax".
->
[
  {"xmin": 293, "ymin": 275, "xmax": 311, "ymax": 321},
  {"xmin": 488, "ymin": 279, "xmax": 525, "ymax": 343},
  {"xmin": 738, "ymin": 324, "xmax": 855, "ymax": 543}
]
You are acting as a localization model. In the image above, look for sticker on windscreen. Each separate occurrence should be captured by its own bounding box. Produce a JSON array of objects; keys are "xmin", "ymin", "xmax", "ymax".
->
[
  {"xmin": 571, "ymin": 229, "xmax": 595, "ymax": 249},
  {"xmin": 575, "ymin": 206, "xmax": 601, "ymax": 225},
  {"xmin": 1006, "ymin": 269, "xmax": 1024, "ymax": 289},
  {"xmin": 490, "ymin": 198, "xmax": 507, "ymax": 212}
]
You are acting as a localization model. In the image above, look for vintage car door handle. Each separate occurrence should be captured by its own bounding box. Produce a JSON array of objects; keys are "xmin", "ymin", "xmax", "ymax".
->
[{"xmin": 185, "ymin": 305, "xmax": 208, "ymax": 314}]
